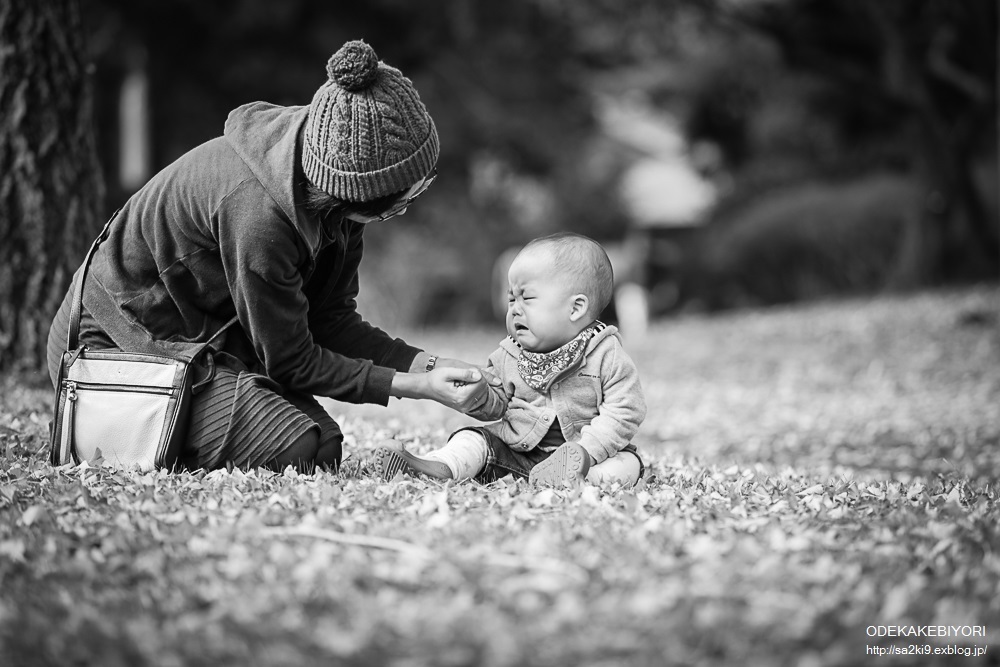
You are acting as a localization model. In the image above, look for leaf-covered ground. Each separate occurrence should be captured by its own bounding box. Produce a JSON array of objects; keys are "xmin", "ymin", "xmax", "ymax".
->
[{"xmin": 1, "ymin": 286, "xmax": 998, "ymax": 666}]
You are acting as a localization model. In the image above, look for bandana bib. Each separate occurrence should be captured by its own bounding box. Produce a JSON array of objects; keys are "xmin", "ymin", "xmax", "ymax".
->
[{"xmin": 516, "ymin": 322, "xmax": 605, "ymax": 391}]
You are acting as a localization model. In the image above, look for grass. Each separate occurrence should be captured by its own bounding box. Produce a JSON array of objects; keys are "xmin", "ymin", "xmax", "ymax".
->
[{"xmin": 1, "ymin": 285, "xmax": 998, "ymax": 666}]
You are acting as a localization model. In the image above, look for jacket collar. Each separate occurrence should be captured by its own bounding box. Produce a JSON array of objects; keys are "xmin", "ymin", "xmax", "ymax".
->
[{"xmin": 223, "ymin": 102, "xmax": 323, "ymax": 257}]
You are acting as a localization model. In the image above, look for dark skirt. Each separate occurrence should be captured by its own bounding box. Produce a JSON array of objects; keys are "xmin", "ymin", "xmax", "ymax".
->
[{"xmin": 47, "ymin": 287, "xmax": 342, "ymax": 470}]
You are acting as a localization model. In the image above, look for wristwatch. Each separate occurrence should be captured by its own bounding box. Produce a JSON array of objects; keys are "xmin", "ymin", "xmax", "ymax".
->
[{"xmin": 425, "ymin": 355, "xmax": 438, "ymax": 372}]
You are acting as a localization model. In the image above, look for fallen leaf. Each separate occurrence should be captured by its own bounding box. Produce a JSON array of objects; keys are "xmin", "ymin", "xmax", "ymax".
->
[
  {"xmin": 21, "ymin": 505, "xmax": 47, "ymax": 526},
  {"xmin": 0, "ymin": 539, "xmax": 25, "ymax": 562},
  {"xmin": 0, "ymin": 484, "xmax": 16, "ymax": 503},
  {"xmin": 531, "ymin": 489, "xmax": 557, "ymax": 507}
]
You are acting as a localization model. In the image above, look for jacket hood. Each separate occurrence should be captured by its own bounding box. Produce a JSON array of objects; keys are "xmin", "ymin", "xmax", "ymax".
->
[
  {"xmin": 224, "ymin": 102, "xmax": 321, "ymax": 254},
  {"xmin": 498, "ymin": 322, "xmax": 619, "ymax": 359}
]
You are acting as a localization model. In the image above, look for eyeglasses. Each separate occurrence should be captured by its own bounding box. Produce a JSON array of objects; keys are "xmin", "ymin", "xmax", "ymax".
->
[{"xmin": 345, "ymin": 168, "xmax": 437, "ymax": 224}]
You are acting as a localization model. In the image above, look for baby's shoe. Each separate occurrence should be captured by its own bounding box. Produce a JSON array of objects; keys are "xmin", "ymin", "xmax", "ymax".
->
[
  {"xmin": 373, "ymin": 439, "xmax": 452, "ymax": 481},
  {"xmin": 528, "ymin": 442, "xmax": 591, "ymax": 486}
]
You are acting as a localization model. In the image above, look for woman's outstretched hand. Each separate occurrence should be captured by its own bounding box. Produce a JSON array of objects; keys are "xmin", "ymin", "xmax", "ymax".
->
[
  {"xmin": 434, "ymin": 357, "xmax": 501, "ymax": 387},
  {"xmin": 424, "ymin": 367, "xmax": 489, "ymax": 412},
  {"xmin": 389, "ymin": 367, "xmax": 490, "ymax": 413}
]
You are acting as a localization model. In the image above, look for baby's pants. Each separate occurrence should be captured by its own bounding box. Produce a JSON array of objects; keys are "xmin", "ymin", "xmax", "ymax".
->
[{"xmin": 425, "ymin": 427, "xmax": 644, "ymax": 486}]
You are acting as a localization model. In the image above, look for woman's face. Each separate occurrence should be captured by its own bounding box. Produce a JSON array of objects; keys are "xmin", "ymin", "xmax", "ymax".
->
[
  {"xmin": 505, "ymin": 249, "xmax": 580, "ymax": 353},
  {"xmin": 344, "ymin": 169, "xmax": 437, "ymax": 225}
]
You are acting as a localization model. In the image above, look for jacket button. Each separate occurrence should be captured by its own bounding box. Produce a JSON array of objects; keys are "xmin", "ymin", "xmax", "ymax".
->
[{"xmin": 553, "ymin": 383, "xmax": 559, "ymax": 389}]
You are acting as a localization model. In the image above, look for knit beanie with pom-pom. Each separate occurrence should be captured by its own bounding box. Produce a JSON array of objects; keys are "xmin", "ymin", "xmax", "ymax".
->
[{"xmin": 301, "ymin": 40, "xmax": 439, "ymax": 202}]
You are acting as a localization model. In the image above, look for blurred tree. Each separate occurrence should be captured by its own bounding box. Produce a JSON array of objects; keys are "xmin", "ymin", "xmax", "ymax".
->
[
  {"xmin": 722, "ymin": 0, "xmax": 998, "ymax": 281},
  {"xmin": 0, "ymin": 0, "xmax": 104, "ymax": 373},
  {"xmin": 546, "ymin": 0, "xmax": 998, "ymax": 295},
  {"xmin": 85, "ymin": 0, "xmax": 612, "ymax": 223},
  {"xmin": 82, "ymin": 0, "xmax": 630, "ymax": 324}
]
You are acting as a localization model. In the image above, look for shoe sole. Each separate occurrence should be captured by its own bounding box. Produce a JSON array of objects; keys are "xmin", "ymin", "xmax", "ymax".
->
[
  {"xmin": 373, "ymin": 444, "xmax": 452, "ymax": 481},
  {"xmin": 528, "ymin": 442, "xmax": 591, "ymax": 486}
]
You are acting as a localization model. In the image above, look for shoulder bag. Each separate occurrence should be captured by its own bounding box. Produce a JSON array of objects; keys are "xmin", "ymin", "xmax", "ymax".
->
[{"xmin": 50, "ymin": 213, "xmax": 237, "ymax": 471}]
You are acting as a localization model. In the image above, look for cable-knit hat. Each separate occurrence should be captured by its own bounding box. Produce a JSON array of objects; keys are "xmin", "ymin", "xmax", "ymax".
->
[{"xmin": 301, "ymin": 40, "xmax": 439, "ymax": 202}]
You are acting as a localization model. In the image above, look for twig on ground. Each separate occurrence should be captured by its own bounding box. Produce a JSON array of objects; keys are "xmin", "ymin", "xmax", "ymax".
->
[
  {"xmin": 479, "ymin": 552, "xmax": 590, "ymax": 584},
  {"xmin": 261, "ymin": 525, "xmax": 435, "ymax": 558},
  {"xmin": 262, "ymin": 525, "xmax": 590, "ymax": 583}
]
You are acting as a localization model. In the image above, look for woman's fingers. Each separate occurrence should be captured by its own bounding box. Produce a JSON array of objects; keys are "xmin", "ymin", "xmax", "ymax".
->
[
  {"xmin": 425, "ymin": 368, "xmax": 484, "ymax": 410},
  {"xmin": 480, "ymin": 368, "xmax": 502, "ymax": 386},
  {"xmin": 436, "ymin": 357, "xmax": 501, "ymax": 386},
  {"xmin": 432, "ymin": 370, "xmax": 488, "ymax": 411},
  {"xmin": 435, "ymin": 367, "xmax": 482, "ymax": 384}
]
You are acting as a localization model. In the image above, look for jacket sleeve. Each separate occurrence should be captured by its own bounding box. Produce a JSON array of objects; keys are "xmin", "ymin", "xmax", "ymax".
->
[
  {"xmin": 465, "ymin": 347, "xmax": 510, "ymax": 421},
  {"xmin": 216, "ymin": 187, "xmax": 398, "ymax": 405},
  {"xmin": 307, "ymin": 221, "xmax": 421, "ymax": 372},
  {"xmin": 576, "ymin": 340, "xmax": 647, "ymax": 464}
]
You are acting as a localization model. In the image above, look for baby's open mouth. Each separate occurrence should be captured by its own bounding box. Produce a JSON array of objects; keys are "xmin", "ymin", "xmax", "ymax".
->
[{"xmin": 515, "ymin": 324, "xmax": 528, "ymax": 332}]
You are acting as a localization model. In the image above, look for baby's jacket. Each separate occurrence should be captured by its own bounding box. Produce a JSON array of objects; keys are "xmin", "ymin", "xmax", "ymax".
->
[{"xmin": 467, "ymin": 324, "xmax": 646, "ymax": 464}]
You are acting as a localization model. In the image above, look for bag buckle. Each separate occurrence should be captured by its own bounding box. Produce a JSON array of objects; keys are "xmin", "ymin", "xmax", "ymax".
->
[{"xmin": 66, "ymin": 346, "xmax": 86, "ymax": 368}]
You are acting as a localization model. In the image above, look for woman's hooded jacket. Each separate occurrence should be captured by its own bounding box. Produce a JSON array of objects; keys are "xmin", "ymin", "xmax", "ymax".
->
[{"xmin": 82, "ymin": 102, "xmax": 420, "ymax": 405}]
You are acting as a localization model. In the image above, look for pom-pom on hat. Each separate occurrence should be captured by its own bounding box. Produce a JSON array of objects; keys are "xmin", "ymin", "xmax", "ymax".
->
[{"xmin": 301, "ymin": 40, "xmax": 439, "ymax": 202}]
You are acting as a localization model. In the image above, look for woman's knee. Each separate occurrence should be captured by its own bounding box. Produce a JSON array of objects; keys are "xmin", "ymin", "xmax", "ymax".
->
[
  {"xmin": 315, "ymin": 430, "xmax": 343, "ymax": 470},
  {"xmin": 282, "ymin": 392, "xmax": 343, "ymax": 470},
  {"xmin": 270, "ymin": 429, "xmax": 320, "ymax": 471}
]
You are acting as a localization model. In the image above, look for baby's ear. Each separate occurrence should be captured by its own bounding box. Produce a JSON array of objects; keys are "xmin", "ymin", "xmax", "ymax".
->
[{"xmin": 569, "ymin": 294, "xmax": 590, "ymax": 322}]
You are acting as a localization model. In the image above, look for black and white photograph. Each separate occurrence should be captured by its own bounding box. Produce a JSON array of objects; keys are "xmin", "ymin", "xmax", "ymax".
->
[{"xmin": 1, "ymin": 1, "xmax": 998, "ymax": 665}]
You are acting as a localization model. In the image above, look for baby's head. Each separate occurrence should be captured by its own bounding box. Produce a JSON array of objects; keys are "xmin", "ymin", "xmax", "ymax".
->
[{"xmin": 506, "ymin": 233, "xmax": 613, "ymax": 353}]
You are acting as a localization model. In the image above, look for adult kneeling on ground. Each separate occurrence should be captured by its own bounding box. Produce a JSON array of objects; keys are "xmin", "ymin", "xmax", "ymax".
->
[{"xmin": 47, "ymin": 40, "xmax": 492, "ymax": 472}]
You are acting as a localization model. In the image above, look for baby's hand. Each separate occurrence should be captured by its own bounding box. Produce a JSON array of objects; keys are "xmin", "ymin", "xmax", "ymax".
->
[{"xmin": 507, "ymin": 396, "xmax": 532, "ymax": 411}]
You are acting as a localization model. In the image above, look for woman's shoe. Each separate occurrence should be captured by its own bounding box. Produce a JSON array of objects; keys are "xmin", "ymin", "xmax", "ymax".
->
[
  {"xmin": 528, "ymin": 442, "xmax": 591, "ymax": 486},
  {"xmin": 373, "ymin": 439, "xmax": 453, "ymax": 480}
]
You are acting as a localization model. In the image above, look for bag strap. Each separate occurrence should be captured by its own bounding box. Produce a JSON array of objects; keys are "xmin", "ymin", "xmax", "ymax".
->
[
  {"xmin": 66, "ymin": 209, "xmax": 239, "ymax": 356},
  {"xmin": 67, "ymin": 211, "xmax": 118, "ymax": 352}
]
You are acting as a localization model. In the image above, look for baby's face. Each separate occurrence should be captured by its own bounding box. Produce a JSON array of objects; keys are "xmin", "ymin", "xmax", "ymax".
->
[{"xmin": 505, "ymin": 249, "xmax": 584, "ymax": 353}]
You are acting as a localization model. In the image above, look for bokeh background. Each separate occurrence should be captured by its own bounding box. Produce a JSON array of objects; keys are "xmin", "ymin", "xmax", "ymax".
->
[
  {"xmin": 83, "ymin": 0, "xmax": 999, "ymax": 330},
  {"xmin": 1, "ymin": 5, "xmax": 999, "ymax": 664},
  {"xmin": 1, "ymin": 0, "xmax": 997, "ymax": 370}
]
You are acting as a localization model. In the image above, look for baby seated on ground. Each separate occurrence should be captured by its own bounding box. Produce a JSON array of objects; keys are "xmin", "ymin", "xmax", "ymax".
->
[{"xmin": 375, "ymin": 232, "xmax": 647, "ymax": 486}]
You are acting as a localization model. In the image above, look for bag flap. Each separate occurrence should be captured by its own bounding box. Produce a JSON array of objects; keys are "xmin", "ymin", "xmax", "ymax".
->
[{"xmin": 67, "ymin": 356, "xmax": 181, "ymax": 388}]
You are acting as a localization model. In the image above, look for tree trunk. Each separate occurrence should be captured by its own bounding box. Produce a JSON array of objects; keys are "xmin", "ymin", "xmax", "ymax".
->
[
  {"xmin": 0, "ymin": 0, "xmax": 104, "ymax": 373},
  {"xmin": 910, "ymin": 93, "xmax": 997, "ymax": 280},
  {"xmin": 867, "ymin": 2, "xmax": 996, "ymax": 283},
  {"xmin": 738, "ymin": 0, "xmax": 998, "ymax": 285}
]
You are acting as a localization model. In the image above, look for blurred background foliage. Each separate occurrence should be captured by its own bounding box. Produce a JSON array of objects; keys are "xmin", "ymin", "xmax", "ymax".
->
[{"xmin": 83, "ymin": 0, "xmax": 998, "ymax": 326}]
